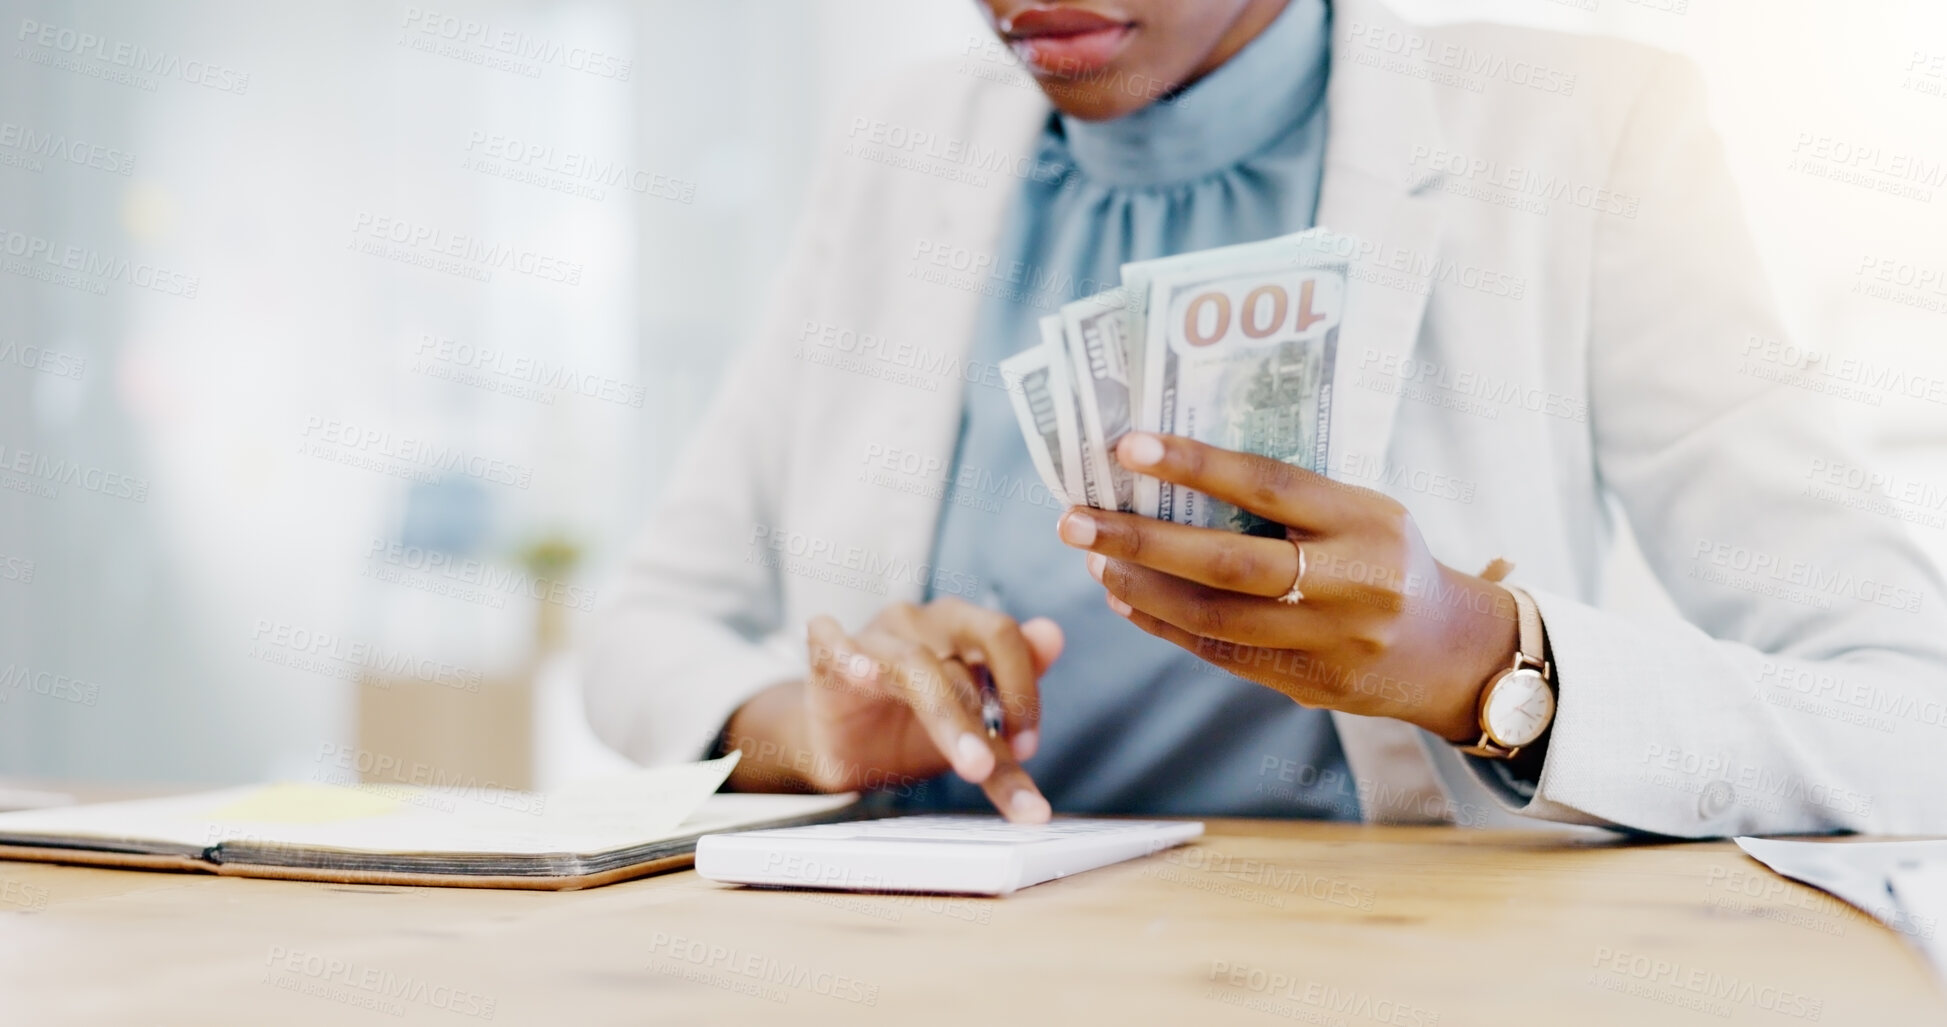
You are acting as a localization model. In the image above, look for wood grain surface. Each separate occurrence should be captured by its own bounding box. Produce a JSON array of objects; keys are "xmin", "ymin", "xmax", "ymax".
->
[{"xmin": 1, "ymin": 819, "xmax": 1939, "ymax": 1025}]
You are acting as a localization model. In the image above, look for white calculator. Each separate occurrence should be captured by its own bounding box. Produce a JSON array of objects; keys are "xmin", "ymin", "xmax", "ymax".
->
[{"xmin": 694, "ymin": 815, "xmax": 1204, "ymax": 896}]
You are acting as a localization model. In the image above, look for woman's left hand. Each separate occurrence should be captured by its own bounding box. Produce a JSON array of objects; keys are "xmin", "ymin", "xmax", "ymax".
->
[{"xmin": 1056, "ymin": 432, "xmax": 1518, "ymax": 743}]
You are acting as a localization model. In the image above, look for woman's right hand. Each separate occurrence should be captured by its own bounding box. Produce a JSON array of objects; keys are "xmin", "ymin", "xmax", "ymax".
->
[{"xmin": 721, "ymin": 599, "xmax": 1064, "ymax": 823}]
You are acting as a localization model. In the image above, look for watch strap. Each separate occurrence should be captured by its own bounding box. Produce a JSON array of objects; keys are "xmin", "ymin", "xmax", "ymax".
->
[
  {"xmin": 1509, "ymin": 585, "xmax": 1547, "ymax": 675},
  {"xmin": 1458, "ymin": 583, "xmax": 1553, "ymax": 759}
]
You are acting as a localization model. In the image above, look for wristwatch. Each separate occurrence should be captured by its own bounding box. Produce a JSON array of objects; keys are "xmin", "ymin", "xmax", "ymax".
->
[{"xmin": 1458, "ymin": 585, "xmax": 1555, "ymax": 759}]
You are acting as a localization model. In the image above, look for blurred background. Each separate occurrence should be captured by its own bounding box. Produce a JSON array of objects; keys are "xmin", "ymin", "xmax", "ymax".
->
[{"xmin": 1, "ymin": 0, "xmax": 1942, "ymax": 791}]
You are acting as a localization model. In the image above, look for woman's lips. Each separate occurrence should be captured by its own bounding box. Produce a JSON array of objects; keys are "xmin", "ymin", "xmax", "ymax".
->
[{"xmin": 1002, "ymin": 6, "xmax": 1136, "ymax": 77}]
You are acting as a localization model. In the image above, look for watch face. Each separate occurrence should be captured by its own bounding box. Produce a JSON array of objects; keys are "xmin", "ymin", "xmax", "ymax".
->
[{"xmin": 1482, "ymin": 668, "xmax": 1554, "ymax": 748}]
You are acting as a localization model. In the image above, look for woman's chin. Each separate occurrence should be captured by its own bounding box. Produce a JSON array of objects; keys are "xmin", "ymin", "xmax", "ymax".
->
[{"xmin": 1036, "ymin": 80, "xmax": 1162, "ymax": 122}]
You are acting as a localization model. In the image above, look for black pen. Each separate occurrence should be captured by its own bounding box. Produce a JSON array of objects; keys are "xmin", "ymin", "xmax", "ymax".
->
[
  {"xmin": 971, "ymin": 587, "xmax": 1008, "ymax": 739},
  {"xmin": 977, "ymin": 663, "xmax": 1005, "ymax": 740}
]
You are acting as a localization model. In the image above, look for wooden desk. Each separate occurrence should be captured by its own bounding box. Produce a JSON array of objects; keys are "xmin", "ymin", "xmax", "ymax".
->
[{"xmin": 2, "ymin": 820, "xmax": 1938, "ymax": 1025}]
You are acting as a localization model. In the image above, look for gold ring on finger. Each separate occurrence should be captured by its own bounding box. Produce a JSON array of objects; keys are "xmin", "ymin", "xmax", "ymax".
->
[{"xmin": 1278, "ymin": 530, "xmax": 1307, "ymax": 605}]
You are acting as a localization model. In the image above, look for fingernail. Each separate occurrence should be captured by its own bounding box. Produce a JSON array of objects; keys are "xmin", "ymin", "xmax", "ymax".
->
[
  {"xmin": 1086, "ymin": 552, "xmax": 1106, "ymax": 582},
  {"xmin": 1120, "ymin": 433, "xmax": 1164, "ymax": 468},
  {"xmin": 1009, "ymin": 789, "xmax": 1052, "ymax": 823},
  {"xmin": 1012, "ymin": 729, "xmax": 1039, "ymax": 761},
  {"xmin": 842, "ymin": 653, "xmax": 874, "ymax": 681},
  {"xmin": 1107, "ymin": 595, "xmax": 1132, "ymax": 617},
  {"xmin": 956, "ymin": 733, "xmax": 995, "ymax": 782},
  {"xmin": 1058, "ymin": 511, "xmax": 1097, "ymax": 547}
]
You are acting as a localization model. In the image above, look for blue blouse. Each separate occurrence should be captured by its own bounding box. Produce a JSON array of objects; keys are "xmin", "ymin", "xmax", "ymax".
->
[{"xmin": 918, "ymin": 0, "xmax": 1356, "ymax": 818}]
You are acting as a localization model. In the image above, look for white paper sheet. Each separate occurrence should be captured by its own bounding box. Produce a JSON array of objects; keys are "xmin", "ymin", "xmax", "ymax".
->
[
  {"xmin": 1736, "ymin": 837, "xmax": 1947, "ymax": 979},
  {"xmin": 1888, "ymin": 860, "xmax": 1947, "ymax": 982}
]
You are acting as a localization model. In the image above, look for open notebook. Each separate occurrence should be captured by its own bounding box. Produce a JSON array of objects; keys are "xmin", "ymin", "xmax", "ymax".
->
[{"xmin": 0, "ymin": 754, "xmax": 857, "ymax": 890}]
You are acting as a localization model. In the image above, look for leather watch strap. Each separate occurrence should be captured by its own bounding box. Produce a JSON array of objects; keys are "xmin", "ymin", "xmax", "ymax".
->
[{"xmin": 1509, "ymin": 585, "xmax": 1545, "ymax": 671}]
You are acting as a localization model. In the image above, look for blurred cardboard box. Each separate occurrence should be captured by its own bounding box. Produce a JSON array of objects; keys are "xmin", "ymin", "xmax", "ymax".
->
[{"xmin": 356, "ymin": 671, "xmax": 533, "ymax": 792}]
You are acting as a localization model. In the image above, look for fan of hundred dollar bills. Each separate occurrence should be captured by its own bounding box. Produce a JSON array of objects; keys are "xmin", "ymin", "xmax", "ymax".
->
[{"xmin": 1003, "ymin": 228, "xmax": 1347, "ymax": 538}]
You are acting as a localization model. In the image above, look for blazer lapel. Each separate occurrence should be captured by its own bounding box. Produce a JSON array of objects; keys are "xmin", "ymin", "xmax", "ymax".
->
[
  {"xmin": 1315, "ymin": 1, "xmax": 1458, "ymax": 822},
  {"xmin": 863, "ymin": 83, "xmax": 1052, "ymax": 604},
  {"xmin": 1314, "ymin": 0, "xmax": 1448, "ymax": 483},
  {"xmin": 1317, "ymin": 169, "xmax": 1444, "ymax": 478}
]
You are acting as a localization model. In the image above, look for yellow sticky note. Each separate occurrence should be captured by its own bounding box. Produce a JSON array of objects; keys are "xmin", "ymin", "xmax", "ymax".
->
[{"xmin": 205, "ymin": 782, "xmax": 402, "ymax": 823}]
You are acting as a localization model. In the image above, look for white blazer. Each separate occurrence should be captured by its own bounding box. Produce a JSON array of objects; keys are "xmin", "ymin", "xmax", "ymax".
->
[{"xmin": 584, "ymin": 0, "xmax": 1947, "ymax": 836}]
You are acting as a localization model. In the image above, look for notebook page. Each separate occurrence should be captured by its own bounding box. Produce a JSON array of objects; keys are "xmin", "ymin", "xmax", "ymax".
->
[{"xmin": 0, "ymin": 754, "xmax": 741, "ymax": 858}]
